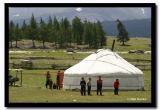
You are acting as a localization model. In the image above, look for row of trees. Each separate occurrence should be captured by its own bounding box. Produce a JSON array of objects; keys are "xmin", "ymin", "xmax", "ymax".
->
[{"xmin": 9, "ymin": 14, "xmax": 106, "ymax": 49}]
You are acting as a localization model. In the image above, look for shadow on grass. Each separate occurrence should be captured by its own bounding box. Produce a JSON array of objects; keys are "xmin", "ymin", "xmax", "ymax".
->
[{"xmin": 119, "ymin": 44, "xmax": 131, "ymax": 46}]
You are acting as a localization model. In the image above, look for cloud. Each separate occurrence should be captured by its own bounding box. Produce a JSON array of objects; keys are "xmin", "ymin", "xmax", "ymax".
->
[
  {"xmin": 13, "ymin": 14, "xmax": 20, "ymax": 17},
  {"xmin": 76, "ymin": 8, "xmax": 82, "ymax": 12}
]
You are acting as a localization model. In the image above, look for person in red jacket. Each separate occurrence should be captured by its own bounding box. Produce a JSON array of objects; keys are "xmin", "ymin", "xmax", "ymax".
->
[
  {"xmin": 97, "ymin": 76, "xmax": 103, "ymax": 95},
  {"xmin": 56, "ymin": 71, "xmax": 61, "ymax": 90},
  {"xmin": 113, "ymin": 79, "xmax": 120, "ymax": 95}
]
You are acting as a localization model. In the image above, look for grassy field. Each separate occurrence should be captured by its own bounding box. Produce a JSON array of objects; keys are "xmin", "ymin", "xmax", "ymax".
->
[
  {"xmin": 9, "ymin": 70, "xmax": 151, "ymax": 103},
  {"xmin": 9, "ymin": 51, "xmax": 151, "ymax": 70},
  {"xmin": 8, "ymin": 37, "xmax": 151, "ymax": 103},
  {"xmin": 106, "ymin": 37, "xmax": 151, "ymax": 51}
]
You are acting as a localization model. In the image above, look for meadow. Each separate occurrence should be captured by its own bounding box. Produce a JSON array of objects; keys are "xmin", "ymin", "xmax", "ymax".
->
[
  {"xmin": 8, "ymin": 37, "xmax": 151, "ymax": 103},
  {"xmin": 9, "ymin": 69, "xmax": 151, "ymax": 103}
]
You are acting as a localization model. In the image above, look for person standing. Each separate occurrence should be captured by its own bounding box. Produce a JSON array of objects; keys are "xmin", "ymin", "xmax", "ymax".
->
[
  {"xmin": 87, "ymin": 77, "xmax": 92, "ymax": 95},
  {"xmin": 56, "ymin": 71, "xmax": 60, "ymax": 90},
  {"xmin": 113, "ymin": 79, "xmax": 120, "ymax": 95},
  {"xmin": 45, "ymin": 71, "xmax": 51, "ymax": 88},
  {"xmin": 97, "ymin": 76, "xmax": 103, "ymax": 96},
  {"xmin": 80, "ymin": 77, "xmax": 86, "ymax": 96}
]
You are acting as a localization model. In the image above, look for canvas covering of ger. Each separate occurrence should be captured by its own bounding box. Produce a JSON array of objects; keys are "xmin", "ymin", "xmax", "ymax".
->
[{"xmin": 64, "ymin": 49, "xmax": 144, "ymax": 90}]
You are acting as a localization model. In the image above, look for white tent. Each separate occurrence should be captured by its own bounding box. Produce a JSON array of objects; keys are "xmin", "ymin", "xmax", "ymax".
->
[{"xmin": 64, "ymin": 49, "xmax": 144, "ymax": 90}]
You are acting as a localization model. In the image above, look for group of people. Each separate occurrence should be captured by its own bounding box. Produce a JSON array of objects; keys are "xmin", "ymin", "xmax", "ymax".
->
[
  {"xmin": 45, "ymin": 71, "xmax": 63, "ymax": 90},
  {"xmin": 45, "ymin": 71, "xmax": 120, "ymax": 95},
  {"xmin": 80, "ymin": 76, "xmax": 120, "ymax": 96}
]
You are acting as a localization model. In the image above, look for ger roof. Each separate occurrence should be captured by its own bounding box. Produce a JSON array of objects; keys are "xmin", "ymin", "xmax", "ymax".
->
[{"xmin": 64, "ymin": 49, "xmax": 143, "ymax": 76}]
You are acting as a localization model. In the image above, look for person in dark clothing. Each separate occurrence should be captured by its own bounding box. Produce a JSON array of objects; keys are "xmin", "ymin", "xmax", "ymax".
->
[
  {"xmin": 80, "ymin": 77, "xmax": 86, "ymax": 96},
  {"xmin": 113, "ymin": 79, "xmax": 120, "ymax": 95},
  {"xmin": 45, "ymin": 71, "xmax": 51, "ymax": 88},
  {"xmin": 97, "ymin": 76, "xmax": 103, "ymax": 95},
  {"xmin": 87, "ymin": 77, "xmax": 92, "ymax": 95}
]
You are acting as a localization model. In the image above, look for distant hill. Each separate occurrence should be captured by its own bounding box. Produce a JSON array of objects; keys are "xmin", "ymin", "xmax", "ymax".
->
[{"xmin": 102, "ymin": 19, "xmax": 151, "ymax": 37}]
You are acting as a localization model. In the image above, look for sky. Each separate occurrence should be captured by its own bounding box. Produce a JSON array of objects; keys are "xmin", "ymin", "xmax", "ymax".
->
[{"xmin": 9, "ymin": 7, "xmax": 151, "ymax": 21}]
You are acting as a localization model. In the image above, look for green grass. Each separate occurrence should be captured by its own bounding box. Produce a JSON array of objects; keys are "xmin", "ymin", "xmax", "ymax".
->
[
  {"xmin": 9, "ymin": 70, "xmax": 151, "ymax": 103},
  {"xmin": 119, "ymin": 53, "xmax": 151, "ymax": 60},
  {"xmin": 9, "ymin": 51, "xmax": 151, "ymax": 61},
  {"xmin": 9, "ymin": 88, "xmax": 151, "ymax": 103},
  {"xmin": 9, "ymin": 51, "xmax": 90, "ymax": 60},
  {"xmin": 106, "ymin": 37, "xmax": 151, "ymax": 51},
  {"xmin": 9, "ymin": 52, "xmax": 151, "ymax": 70}
]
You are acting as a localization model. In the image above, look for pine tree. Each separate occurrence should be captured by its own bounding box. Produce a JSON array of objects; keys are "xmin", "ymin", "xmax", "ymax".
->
[
  {"xmin": 63, "ymin": 18, "xmax": 71, "ymax": 47},
  {"xmin": 97, "ymin": 21, "xmax": 106, "ymax": 47},
  {"xmin": 116, "ymin": 19, "xmax": 129, "ymax": 46},
  {"xmin": 21, "ymin": 20, "xmax": 27, "ymax": 39},
  {"xmin": 53, "ymin": 17, "xmax": 60, "ymax": 48},
  {"xmin": 83, "ymin": 19, "xmax": 89, "ymax": 45},
  {"xmin": 93, "ymin": 23, "xmax": 100, "ymax": 49},
  {"xmin": 72, "ymin": 16, "xmax": 84, "ymax": 46},
  {"xmin": 88, "ymin": 22, "xmax": 94, "ymax": 48},
  {"xmin": 59, "ymin": 18, "xmax": 64, "ymax": 48},
  {"xmin": 86, "ymin": 22, "xmax": 98, "ymax": 48},
  {"xmin": 39, "ymin": 18, "xmax": 48, "ymax": 48},
  {"xmin": 29, "ymin": 14, "xmax": 38, "ymax": 48},
  {"xmin": 47, "ymin": 16, "xmax": 53, "ymax": 44},
  {"xmin": 67, "ymin": 21, "xmax": 72, "ymax": 47}
]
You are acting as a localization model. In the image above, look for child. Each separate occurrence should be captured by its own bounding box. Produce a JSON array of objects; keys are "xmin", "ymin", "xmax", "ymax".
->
[
  {"xmin": 97, "ymin": 76, "xmax": 103, "ymax": 95},
  {"xmin": 113, "ymin": 79, "xmax": 120, "ymax": 95},
  {"xmin": 80, "ymin": 77, "xmax": 86, "ymax": 96},
  {"xmin": 87, "ymin": 78, "xmax": 92, "ymax": 95}
]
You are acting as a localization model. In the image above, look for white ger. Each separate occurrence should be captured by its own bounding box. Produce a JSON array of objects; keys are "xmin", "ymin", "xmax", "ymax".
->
[{"xmin": 64, "ymin": 49, "xmax": 144, "ymax": 90}]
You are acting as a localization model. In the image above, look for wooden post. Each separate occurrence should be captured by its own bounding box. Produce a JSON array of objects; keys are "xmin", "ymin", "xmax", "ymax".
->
[{"xmin": 111, "ymin": 39, "xmax": 115, "ymax": 51}]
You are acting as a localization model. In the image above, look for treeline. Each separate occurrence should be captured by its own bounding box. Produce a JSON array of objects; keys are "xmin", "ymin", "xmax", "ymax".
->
[{"xmin": 9, "ymin": 14, "xmax": 106, "ymax": 49}]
